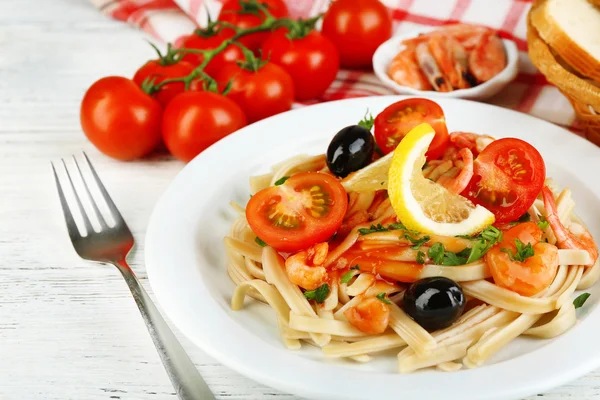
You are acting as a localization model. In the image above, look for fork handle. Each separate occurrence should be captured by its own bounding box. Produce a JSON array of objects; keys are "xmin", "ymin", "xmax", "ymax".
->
[{"xmin": 115, "ymin": 260, "xmax": 215, "ymax": 400}]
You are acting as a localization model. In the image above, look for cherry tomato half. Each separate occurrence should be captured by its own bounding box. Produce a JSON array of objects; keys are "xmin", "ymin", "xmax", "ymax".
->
[
  {"xmin": 162, "ymin": 91, "xmax": 247, "ymax": 162},
  {"xmin": 246, "ymin": 172, "xmax": 348, "ymax": 252},
  {"xmin": 133, "ymin": 60, "xmax": 195, "ymax": 108},
  {"xmin": 216, "ymin": 61, "xmax": 294, "ymax": 123},
  {"xmin": 219, "ymin": 0, "xmax": 289, "ymax": 51},
  {"xmin": 261, "ymin": 30, "xmax": 340, "ymax": 101},
  {"xmin": 81, "ymin": 76, "xmax": 162, "ymax": 161},
  {"xmin": 462, "ymin": 138, "xmax": 546, "ymax": 224},
  {"xmin": 322, "ymin": 0, "xmax": 392, "ymax": 69},
  {"xmin": 177, "ymin": 29, "xmax": 244, "ymax": 76},
  {"xmin": 374, "ymin": 98, "xmax": 449, "ymax": 159}
]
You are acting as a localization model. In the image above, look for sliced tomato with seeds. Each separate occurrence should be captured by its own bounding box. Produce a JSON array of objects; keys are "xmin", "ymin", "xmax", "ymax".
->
[
  {"xmin": 374, "ymin": 98, "xmax": 449, "ymax": 160},
  {"xmin": 462, "ymin": 138, "xmax": 546, "ymax": 224},
  {"xmin": 246, "ymin": 172, "xmax": 348, "ymax": 252}
]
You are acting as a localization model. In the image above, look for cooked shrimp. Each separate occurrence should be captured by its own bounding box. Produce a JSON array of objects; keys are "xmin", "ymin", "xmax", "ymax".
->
[
  {"xmin": 437, "ymin": 24, "xmax": 492, "ymax": 51},
  {"xmin": 401, "ymin": 24, "xmax": 492, "ymax": 51},
  {"xmin": 485, "ymin": 223, "xmax": 559, "ymax": 296},
  {"xmin": 344, "ymin": 296, "xmax": 390, "ymax": 334},
  {"xmin": 449, "ymin": 131, "xmax": 495, "ymax": 155},
  {"xmin": 388, "ymin": 47, "xmax": 432, "ymax": 90},
  {"xmin": 428, "ymin": 33, "xmax": 471, "ymax": 89},
  {"xmin": 415, "ymin": 42, "xmax": 452, "ymax": 92},
  {"xmin": 285, "ymin": 243, "xmax": 329, "ymax": 290},
  {"xmin": 542, "ymin": 186, "xmax": 599, "ymax": 264},
  {"xmin": 468, "ymin": 32, "xmax": 506, "ymax": 83},
  {"xmin": 436, "ymin": 148, "xmax": 474, "ymax": 194}
]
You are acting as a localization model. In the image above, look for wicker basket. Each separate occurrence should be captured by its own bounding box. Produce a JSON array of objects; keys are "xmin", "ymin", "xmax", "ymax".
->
[{"xmin": 527, "ymin": 7, "xmax": 600, "ymax": 146}]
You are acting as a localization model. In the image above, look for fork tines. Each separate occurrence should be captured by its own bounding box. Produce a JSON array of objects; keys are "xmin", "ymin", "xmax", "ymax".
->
[{"xmin": 52, "ymin": 153, "xmax": 125, "ymax": 239}]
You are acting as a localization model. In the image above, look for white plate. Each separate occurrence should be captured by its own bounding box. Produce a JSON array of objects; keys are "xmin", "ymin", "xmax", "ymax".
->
[
  {"xmin": 372, "ymin": 28, "xmax": 519, "ymax": 100},
  {"xmin": 146, "ymin": 96, "xmax": 600, "ymax": 400}
]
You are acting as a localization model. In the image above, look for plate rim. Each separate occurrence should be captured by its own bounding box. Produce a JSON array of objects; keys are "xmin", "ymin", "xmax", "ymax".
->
[{"xmin": 145, "ymin": 95, "xmax": 600, "ymax": 400}]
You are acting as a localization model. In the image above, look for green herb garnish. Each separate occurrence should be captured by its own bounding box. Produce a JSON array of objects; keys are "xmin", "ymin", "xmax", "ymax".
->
[
  {"xmin": 255, "ymin": 237, "xmax": 267, "ymax": 247},
  {"xmin": 340, "ymin": 270, "xmax": 356, "ymax": 284},
  {"xmin": 501, "ymin": 238, "xmax": 535, "ymax": 262},
  {"xmin": 443, "ymin": 248, "xmax": 471, "ymax": 266},
  {"xmin": 573, "ymin": 292, "xmax": 591, "ymax": 309},
  {"xmin": 358, "ymin": 222, "xmax": 414, "ymax": 235},
  {"xmin": 358, "ymin": 110, "xmax": 375, "ymax": 131},
  {"xmin": 403, "ymin": 233, "xmax": 430, "ymax": 250},
  {"xmin": 416, "ymin": 251, "xmax": 426, "ymax": 264},
  {"xmin": 537, "ymin": 216, "xmax": 549, "ymax": 230},
  {"xmin": 304, "ymin": 284, "xmax": 330, "ymax": 303},
  {"xmin": 455, "ymin": 234, "xmax": 473, "ymax": 239},
  {"xmin": 428, "ymin": 242, "xmax": 445, "ymax": 265},
  {"xmin": 388, "ymin": 222, "xmax": 407, "ymax": 231},
  {"xmin": 358, "ymin": 224, "xmax": 387, "ymax": 235},
  {"xmin": 274, "ymin": 176, "xmax": 290, "ymax": 186},
  {"xmin": 376, "ymin": 292, "xmax": 392, "ymax": 304},
  {"xmin": 480, "ymin": 226, "xmax": 503, "ymax": 243}
]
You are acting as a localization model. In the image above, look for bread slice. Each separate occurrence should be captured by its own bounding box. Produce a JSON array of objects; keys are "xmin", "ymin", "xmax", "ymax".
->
[{"xmin": 531, "ymin": 0, "xmax": 600, "ymax": 82}]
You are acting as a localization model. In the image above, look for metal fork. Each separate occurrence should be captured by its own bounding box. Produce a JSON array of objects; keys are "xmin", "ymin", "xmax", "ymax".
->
[{"xmin": 52, "ymin": 153, "xmax": 214, "ymax": 400}]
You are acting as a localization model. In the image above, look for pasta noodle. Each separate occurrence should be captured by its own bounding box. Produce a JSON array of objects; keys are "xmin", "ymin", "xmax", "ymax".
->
[{"xmin": 225, "ymin": 148, "xmax": 599, "ymax": 373}]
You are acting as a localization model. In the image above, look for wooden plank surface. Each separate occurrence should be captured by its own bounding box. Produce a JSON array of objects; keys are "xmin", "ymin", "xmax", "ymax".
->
[{"xmin": 0, "ymin": 0, "xmax": 598, "ymax": 398}]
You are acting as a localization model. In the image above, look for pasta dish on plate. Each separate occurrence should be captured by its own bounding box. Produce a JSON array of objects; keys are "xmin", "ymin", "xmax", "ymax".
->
[{"xmin": 224, "ymin": 98, "xmax": 599, "ymax": 373}]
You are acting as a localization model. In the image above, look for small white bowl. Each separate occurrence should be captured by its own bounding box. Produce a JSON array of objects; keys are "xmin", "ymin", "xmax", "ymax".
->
[{"xmin": 372, "ymin": 27, "xmax": 519, "ymax": 101}]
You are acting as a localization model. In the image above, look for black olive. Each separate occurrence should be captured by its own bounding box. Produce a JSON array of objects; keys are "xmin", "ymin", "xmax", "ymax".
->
[
  {"xmin": 401, "ymin": 277, "xmax": 466, "ymax": 331},
  {"xmin": 326, "ymin": 125, "xmax": 375, "ymax": 178}
]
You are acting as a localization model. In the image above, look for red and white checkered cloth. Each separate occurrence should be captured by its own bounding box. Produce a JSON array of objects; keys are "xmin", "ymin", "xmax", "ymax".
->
[{"xmin": 90, "ymin": 0, "xmax": 583, "ymax": 136}]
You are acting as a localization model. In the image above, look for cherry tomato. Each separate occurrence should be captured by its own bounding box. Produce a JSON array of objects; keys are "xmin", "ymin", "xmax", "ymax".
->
[
  {"xmin": 246, "ymin": 172, "xmax": 348, "ymax": 252},
  {"xmin": 261, "ymin": 30, "xmax": 340, "ymax": 100},
  {"xmin": 374, "ymin": 98, "xmax": 449, "ymax": 159},
  {"xmin": 80, "ymin": 76, "xmax": 162, "ymax": 161},
  {"xmin": 219, "ymin": 0, "xmax": 289, "ymax": 51},
  {"xmin": 216, "ymin": 62, "xmax": 294, "ymax": 123},
  {"xmin": 322, "ymin": 0, "xmax": 392, "ymax": 69},
  {"xmin": 132, "ymin": 60, "xmax": 195, "ymax": 108},
  {"xmin": 177, "ymin": 28, "xmax": 244, "ymax": 76},
  {"xmin": 162, "ymin": 91, "xmax": 247, "ymax": 162},
  {"xmin": 462, "ymin": 138, "xmax": 546, "ymax": 224}
]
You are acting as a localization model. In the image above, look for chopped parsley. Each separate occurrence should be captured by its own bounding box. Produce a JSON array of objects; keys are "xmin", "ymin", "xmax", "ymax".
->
[
  {"xmin": 388, "ymin": 222, "xmax": 408, "ymax": 231},
  {"xmin": 303, "ymin": 284, "xmax": 330, "ymax": 303},
  {"xmin": 340, "ymin": 270, "xmax": 356, "ymax": 284},
  {"xmin": 443, "ymin": 248, "xmax": 472, "ymax": 266},
  {"xmin": 427, "ymin": 226, "xmax": 503, "ymax": 266},
  {"xmin": 358, "ymin": 224, "xmax": 388, "ymax": 235},
  {"xmin": 255, "ymin": 237, "xmax": 267, "ymax": 247},
  {"xmin": 501, "ymin": 238, "xmax": 535, "ymax": 262},
  {"xmin": 428, "ymin": 242, "xmax": 445, "ymax": 265},
  {"xmin": 573, "ymin": 292, "xmax": 591, "ymax": 309},
  {"xmin": 416, "ymin": 251, "xmax": 426, "ymax": 264},
  {"xmin": 274, "ymin": 176, "xmax": 290, "ymax": 186},
  {"xmin": 455, "ymin": 234, "xmax": 473, "ymax": 239},
  {"xmin": 537, "ymin": 217, "xmax": 549, "ymax": 230},
  {"xmin": 480, "ymin": 226, "xmax": 503, "ymax": 243},
  {"xmin": 403, "ymin": 233, "xmax": 430, "ymax": 250},
  {"xmin": 358, "ymin": 111, "xmax": 375, "ymax": 131},
  {"xmin": 376, "ymin": 292, "xmax": 392, "ymax": 304},
  {"xmin": 358, "ymin": 222, "xmax": 413, "ymax": 235}
]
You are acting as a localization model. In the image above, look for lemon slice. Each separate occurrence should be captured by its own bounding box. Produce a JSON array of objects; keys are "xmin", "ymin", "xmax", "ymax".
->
[
  {"xmin": 387, "ymin": 123, "xmax": 495, "ymax": 236},
  {"xmin": 341, "ymin": 152, "xmax": 392, "ymax": 192}
]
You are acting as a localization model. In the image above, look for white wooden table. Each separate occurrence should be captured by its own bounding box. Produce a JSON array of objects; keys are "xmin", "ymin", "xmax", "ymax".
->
[{"xmin": 1, "ymin": 0, "xmax": 599, "ymax": 399}]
